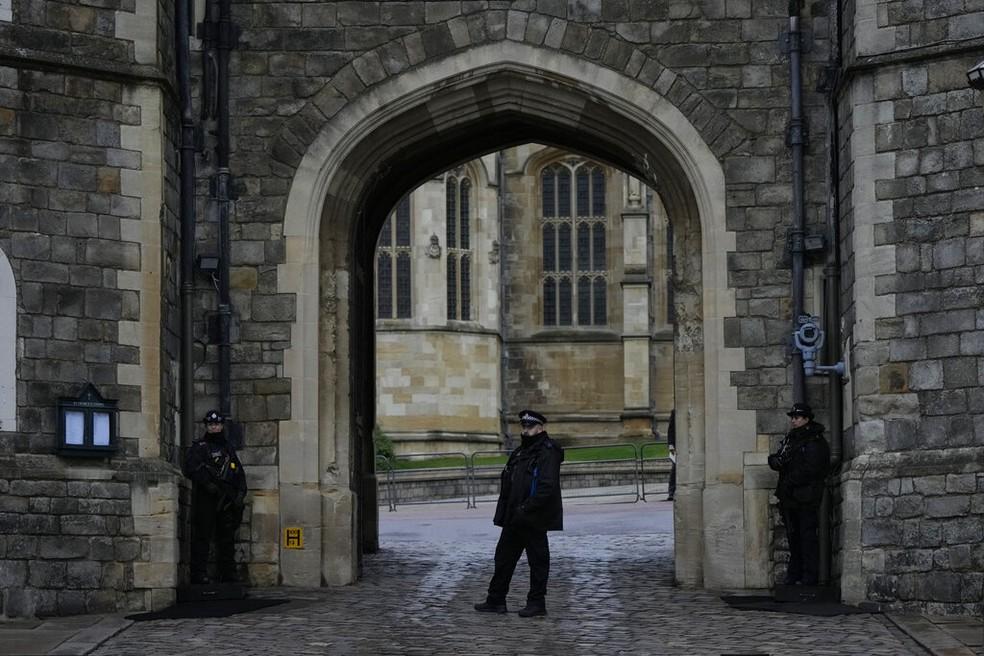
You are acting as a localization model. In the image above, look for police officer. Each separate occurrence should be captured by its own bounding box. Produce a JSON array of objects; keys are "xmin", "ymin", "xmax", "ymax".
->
[
  {"xmin": 184, "ymin": 410, "xmax": 247, "ymax": 584},
  {"xmin": 768, "ymin": 402, "xmax": 830, "ymax": 586},
  {"xmin": 474, "ymin": 409, "xmax": 564, "ymax": 617}
]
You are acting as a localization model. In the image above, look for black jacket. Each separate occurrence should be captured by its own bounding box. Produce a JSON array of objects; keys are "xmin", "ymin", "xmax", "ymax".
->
[
  {"xmin": 493, "ymin": 431, "xmax": 564, "ymax": 531},
  {"xmin": 768, "ymin": 421, "xmax": 829, "ymax": 508},
  {"xmin": 184, "ymin": 431, "xmax": 247, "ymax": 506}
]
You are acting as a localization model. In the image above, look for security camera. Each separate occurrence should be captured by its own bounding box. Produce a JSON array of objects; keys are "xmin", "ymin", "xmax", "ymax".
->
[{"xmin": 793, "ymin": 315, "xmax": 824, "ymax": 351}]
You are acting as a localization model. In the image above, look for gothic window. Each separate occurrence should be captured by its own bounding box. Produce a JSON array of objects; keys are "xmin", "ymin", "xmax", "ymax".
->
[
  {"xmin": 446, "ymin": 175, "xmax": 472, "ymax": 321},
  {"xmin": 0, "ymin": 248, "xmax": 14, "ymax": 431},
  {"xmin": 376, "ymin": 196, "xmax": 412, "ymax": 319},
  {"xmin": 540, "ymin": 160, "xmax": 608, "ymax": 326}
]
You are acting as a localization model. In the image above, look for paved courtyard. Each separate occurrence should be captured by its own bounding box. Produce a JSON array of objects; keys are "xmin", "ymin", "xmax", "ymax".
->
[{"xmin": 91, "ymin": 501, "xmax": 929, "ymax": 656}]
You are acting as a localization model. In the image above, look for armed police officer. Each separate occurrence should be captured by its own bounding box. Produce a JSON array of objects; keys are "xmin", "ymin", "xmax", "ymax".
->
[
  {"xmin": 475, "ymin": 409, "xmax": 564, "ymax": 618},
  {"xmin": 768, "ymin": 402, "xmax": 830, "ymax": 586},
  {"xmin": 184, "ymin": 410, "xmax": 247, "ymax": 584}
]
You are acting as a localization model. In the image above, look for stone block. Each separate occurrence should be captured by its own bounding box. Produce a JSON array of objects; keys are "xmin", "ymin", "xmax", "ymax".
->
[
  {"xmin": 251, "ymin": 294, "xmax": 297, "ymax": 321},
  {"xmin": 942, "ymin": 358, "xmax": 977, "ymax": 388},
  {"xmin": 959, "ymin": 331, "xmax": 984, "ymax": 355},
  {"xmin": 29, "ymin": 561, "xmax": 67, "ymax": 587},
  {"xmin": 114, "ymin": 538, "xmax": 140, "ymax": 562},
  {"xmin": 10, "ymin": 480, "xmax": 66, "ymax": 497},
  {"xmin": 65, "ymin": 561, "xmax": 103, "ymax": 589},
  {"xmin": 132, "ymin": 562, "xmax": 177, "ymax": 588},
  {"xmin": 879, "ymin": 362, "xmax": 908, "ymax": 393},
  {"xmin": 946, "ymin": 474, "xmax": 978, "ymax": 494},
  {"xmin": 0, "ymin": 560, "xmax": 27, "ymax": 587},
  {"xmin": 862, "ymin": 519, "xmax": 902, "ymax": 547},
  {"xmin": 907, "ymin": 360, "xmax": 942, "ymax": 391},
  {"xmin": 926, "ymin": 495, "xmax": 971, "ymax": 518},
  {"xmin": 921, "ymin": 389, "xmax": 967, "ymax": 415},
  {"xmin": 62, "ymin": 515, "xmax": 107, "ymax": 535}
]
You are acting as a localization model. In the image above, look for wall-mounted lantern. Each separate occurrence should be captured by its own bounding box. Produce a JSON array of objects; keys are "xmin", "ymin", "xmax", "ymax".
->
[{"xmin": 57, "ymin": 383, "xmax": 119, "ymax": 457}]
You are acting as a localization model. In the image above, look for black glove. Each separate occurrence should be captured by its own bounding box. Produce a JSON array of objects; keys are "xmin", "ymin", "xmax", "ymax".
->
[{"xmin": 767, "ymin": 454, "xmax": 781, "ymax": 470}]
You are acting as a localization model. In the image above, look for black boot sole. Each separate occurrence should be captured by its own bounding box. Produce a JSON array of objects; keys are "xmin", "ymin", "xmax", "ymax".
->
[{"xmin": 474, "ymin": 604, "xmax": 508, "ymax": 614}]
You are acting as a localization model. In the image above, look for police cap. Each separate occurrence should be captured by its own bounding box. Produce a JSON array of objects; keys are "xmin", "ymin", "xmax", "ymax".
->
[
  {"xmin": 786, "ymin": 402, "xmax": 814, "ymax": 419},
  {"xmin": 518, "ymin": 409, "xmax": 546, "ymax": 426},
  {"xmin": 202, "ymin": 410, "xmax": 225, "ymax": 424}
]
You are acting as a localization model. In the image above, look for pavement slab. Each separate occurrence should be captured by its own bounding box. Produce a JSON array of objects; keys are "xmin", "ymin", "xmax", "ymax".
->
[{"xmin": 88, "ymin": 502, "xmax": 934, "ymax": 656}]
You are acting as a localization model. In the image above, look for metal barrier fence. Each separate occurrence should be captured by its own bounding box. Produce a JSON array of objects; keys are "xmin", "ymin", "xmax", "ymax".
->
[
  {"xmin": 378, "ymin": 443, "xmax": 672, "ymax": 511},
  {"xmin": 375, "ymin": 454, "xmax": 396, "ymax": 512},
  {"xmin": 383, "ymin": 451, "xmax": 472, "ymax": 510},
  {"xmin": 639, "ymin": 442, "xmax": 672, "ymax": 502}
]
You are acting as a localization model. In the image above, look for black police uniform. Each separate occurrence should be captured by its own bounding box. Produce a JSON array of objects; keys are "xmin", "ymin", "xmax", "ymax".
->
[
  {"xmin": 768, "ymin": 404, "xmax": 830, "ymax": 585},
  {"xmin": 183, "ymin": 413, "xmax": 247, "ymax": 583},
  {"xmin": 477, "ymin": 410, "xmax": 564, "ymax": 616}
]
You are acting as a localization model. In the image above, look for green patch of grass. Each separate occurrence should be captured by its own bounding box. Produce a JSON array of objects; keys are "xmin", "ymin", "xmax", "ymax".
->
[{"xmin": 379, "ymin": 442, "xmax": 670, "ymax": 471}]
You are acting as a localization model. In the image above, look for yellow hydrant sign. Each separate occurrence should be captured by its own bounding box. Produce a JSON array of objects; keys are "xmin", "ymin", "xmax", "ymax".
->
[{"xmin": 284, "ymin": 527, "xmax": 304, "ymax": 549}]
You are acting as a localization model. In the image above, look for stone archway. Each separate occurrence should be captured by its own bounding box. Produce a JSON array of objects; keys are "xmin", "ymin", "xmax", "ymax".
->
[{"xmin": 277, "ymin": 43, "xmax": 758, "ymax": 591}]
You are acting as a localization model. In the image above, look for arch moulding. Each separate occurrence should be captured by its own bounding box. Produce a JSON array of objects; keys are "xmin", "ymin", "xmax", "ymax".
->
[{"xmin": 277, "ymin": 43, "xmax": 759, "ymax": 591}]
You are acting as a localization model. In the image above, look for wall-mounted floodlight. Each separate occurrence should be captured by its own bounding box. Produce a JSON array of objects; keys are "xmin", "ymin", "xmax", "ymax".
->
[
  {"xmin": 197, "ymin": 254, "xmax": 220, "ymax": 273},
  {"xmin": 967, "ymin": 60, "xmax": 984, "ymax": 90}
]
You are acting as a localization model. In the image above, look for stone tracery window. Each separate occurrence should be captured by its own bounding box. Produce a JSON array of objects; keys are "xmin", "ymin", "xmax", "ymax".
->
[
  {"xmin": 446, "ymin": 175, "xmax": 472, "ymax": 321},
  {"xmin": 376, "ymin": 196, "xmax": 412, "ymax": 319},
  {"xmin": 541, "ymin": 160, "xmax": 607, "ymax": 326}
]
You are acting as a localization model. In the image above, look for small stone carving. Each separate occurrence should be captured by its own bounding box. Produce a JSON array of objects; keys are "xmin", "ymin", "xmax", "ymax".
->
[
  {"xmin": 489, "ymin": 240, "xmax": 500, "ymax": 264},
  {"xmin": 426, "ymin": 234, "xmax": 441, "ymax": 258}
]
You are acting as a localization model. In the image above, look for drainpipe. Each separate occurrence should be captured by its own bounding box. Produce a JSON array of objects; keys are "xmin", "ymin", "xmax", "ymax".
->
[
  {"xmin": 818, "ymin": 0, "xmax": 845, "ymax": 588},
  {"xmin": 176, "ymin": 0, "xmax": 196, "ymax": 453},
  {"xmin": 787, "ymin": 0, "xmax": 807, "ymax": 405},
  {"xmin": 202, "ymin": 0, "xmax": 237, "ymax": 420}
]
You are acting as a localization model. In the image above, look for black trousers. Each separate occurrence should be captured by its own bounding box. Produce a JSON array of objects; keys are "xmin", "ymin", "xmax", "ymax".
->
[
  {"xmin": 487, "ymin": 525, "xmax": 550, "ymax": 605},
  {"xmin": 191, "ymin": 491, "xmax": 243, "ymax": 578},
  {"xmin": 781, "ymin": 504, "xmax": 820, "ymax": 584}
]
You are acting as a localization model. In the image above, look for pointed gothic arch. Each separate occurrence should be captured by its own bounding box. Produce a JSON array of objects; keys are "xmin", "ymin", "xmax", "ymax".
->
[{"xmin": 277, "ymin": 43, "xmax": 758, "ymax": 592}]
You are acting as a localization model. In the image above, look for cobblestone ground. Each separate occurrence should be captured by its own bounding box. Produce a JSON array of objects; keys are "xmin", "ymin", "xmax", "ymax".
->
[{"xmin": 93, "ymin": 534, "xmax": 927, "ymax": 656}]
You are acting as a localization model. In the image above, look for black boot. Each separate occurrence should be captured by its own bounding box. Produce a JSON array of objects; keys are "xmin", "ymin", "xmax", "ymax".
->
[
  {"xmin": 517, "ymin": 602, "xmax": 546, "ymax": 618},
  {"xmin": 474, "ymin": 599, "xmax": 508, "ymax": 613}
]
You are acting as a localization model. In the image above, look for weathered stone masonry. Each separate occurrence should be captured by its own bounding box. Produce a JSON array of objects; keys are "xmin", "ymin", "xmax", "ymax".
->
[
  {"xmin": 0, "ymin": 0, "xmax": 981, "ymax": 616},
  {"xmin": 0, "ymin": 0, "xmax": 185, "ymax": 615}
]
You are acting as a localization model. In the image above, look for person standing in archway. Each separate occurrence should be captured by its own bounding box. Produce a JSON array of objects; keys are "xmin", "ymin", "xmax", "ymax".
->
[
  {"xmin": 184, "ymin": 410, "xmax": 248, "ymax": 584},
  {"xmin": 768, "ymin": 403, "xmax": 829, "ymax": 586},
  {"xmin": 474, "ymin": 409, "xmax": 564, "ymax": 617}
]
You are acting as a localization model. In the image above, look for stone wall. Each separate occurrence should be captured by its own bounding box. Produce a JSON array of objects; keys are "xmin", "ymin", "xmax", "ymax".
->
[
  {"xmin": 0, "ymin": 0, "xmax": 186, "ymax": 617},
  {"xmin": 3, "ymin": 0, "xmax": 981, "ymax": 616},
  {"xmin": 376, "ymin": 329, "xmax": 502, "ymax": 446},
  {"xmin": 0, "ymin": 460, "xmax": 182, "ymax": 617},
  {"xmin": 835, "ymin": 0, "xmax": 984, "ymax": 614}
]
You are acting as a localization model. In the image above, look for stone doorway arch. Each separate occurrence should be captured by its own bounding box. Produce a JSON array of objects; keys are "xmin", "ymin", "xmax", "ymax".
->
[{"xmin": 278, "ymin": 44, "xmax": 758, "ymax": 592}]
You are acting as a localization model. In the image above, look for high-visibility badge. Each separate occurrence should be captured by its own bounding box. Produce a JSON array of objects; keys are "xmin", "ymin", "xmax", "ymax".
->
[{"xmin": 284, "ymin": 527, "xmax": 304, "ymax": 549}]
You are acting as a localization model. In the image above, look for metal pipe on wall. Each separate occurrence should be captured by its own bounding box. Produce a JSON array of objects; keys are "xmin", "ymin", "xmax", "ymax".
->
[
  {"xmin": 176, "ymin": 0, "xmax": 196, "ymax": 453},
  {"xmin": 818, "ymin": 0, "xmax": 845, "ymax": 589},
  {"xmin": 215, "ymin": 0, "xmax": 234, "ymax": 420},
  {"xmin": 788, "ymin": 0, "xmax": 807, "ymax": 405}
]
